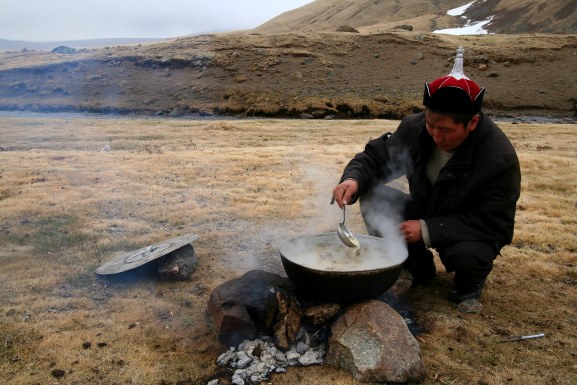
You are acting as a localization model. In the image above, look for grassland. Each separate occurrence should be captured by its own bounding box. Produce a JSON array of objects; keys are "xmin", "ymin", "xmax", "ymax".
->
[{"xmin": 0, "ymin": 113, "xmax": 576, "ymax": 384}]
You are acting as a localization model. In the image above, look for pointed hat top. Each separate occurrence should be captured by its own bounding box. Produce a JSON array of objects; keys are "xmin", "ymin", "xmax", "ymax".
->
[{"xmin": 423, "ymin": 47, "xmax": 484, "ymax": 114}]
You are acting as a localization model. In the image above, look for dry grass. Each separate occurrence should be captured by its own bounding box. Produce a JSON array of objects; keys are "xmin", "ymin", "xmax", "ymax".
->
[{"xmin": 0, "ymin": 113, "xmax": 576, "ymax": 385}]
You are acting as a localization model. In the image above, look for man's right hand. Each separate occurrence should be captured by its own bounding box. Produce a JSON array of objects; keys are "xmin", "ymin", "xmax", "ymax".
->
[{"xmin": 332, "ymin": 179, "xmax": 359, "ymax": 208}]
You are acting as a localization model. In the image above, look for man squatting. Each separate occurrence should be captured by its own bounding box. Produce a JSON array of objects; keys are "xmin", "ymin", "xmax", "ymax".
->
[{"xmin": 332, "ymin": 47, "xmax": 521, "ymax": 303}]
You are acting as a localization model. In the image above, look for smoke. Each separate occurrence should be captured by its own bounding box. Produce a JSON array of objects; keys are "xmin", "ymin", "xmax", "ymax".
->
[
  {"xmin": 360, "ymin": 183, "xmax": 408, "ymax": 259},
  {"xmin": 299, "ymin": 165, "xmax": 343, "ymax": 235},
  {"xmin": 276, "ymin": 158, "xmax": 411, "ymax": 272},
  {"xmin": 356, "ymin": 139, "xmax": 413, "ymax": 258},
  {"xmin": 240, "ymin": 137, "xmax": 413, "ymax": 274}
]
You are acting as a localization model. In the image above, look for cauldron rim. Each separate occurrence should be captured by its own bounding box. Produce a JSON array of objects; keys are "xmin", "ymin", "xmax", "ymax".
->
[
  {"xmin": 279, "ymin": 232, "xmax": 408, "ymax": 274},
  {"xmin": 278, "ymin": 232, "xmax": 408, "ymax": 302}
]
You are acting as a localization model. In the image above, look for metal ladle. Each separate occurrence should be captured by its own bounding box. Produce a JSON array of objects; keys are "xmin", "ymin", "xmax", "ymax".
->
[{"xmin": 331, "ymin": 196, "xmax": 360, "ymax": 248}]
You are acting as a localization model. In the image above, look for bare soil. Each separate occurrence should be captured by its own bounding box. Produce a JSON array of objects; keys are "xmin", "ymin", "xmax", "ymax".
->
[
  {"xmin": 0, "ymin": 113, "xmax": 576, "ymax": 385},
  {"xmin": 1, "ymin": 31, "xmax": 577, "ymax": 120}
]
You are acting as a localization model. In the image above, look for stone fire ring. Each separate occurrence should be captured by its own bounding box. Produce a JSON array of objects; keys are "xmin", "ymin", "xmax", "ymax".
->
[{"xmin": 95, "ymin": 233, "xmax": 198, "ymax": 275}]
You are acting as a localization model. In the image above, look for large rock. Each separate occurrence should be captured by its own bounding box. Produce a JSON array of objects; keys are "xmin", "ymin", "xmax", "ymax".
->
[
  {"xmin": 168, "ymin": 106, "xmax": 184, "ymax": 117},
  {"xmin": 327, "ymin": 300, "xmax": 426, "ymax": 383},
  {"xmin": 336, "ymin": 25, "xmax": 359, "ymax": 33},
  {"xmin": 205, "ymin": 270, "xmax": 294, "ymax": 347},
  {"xmin": 51, "ymin": 46, "xmax": 76, "ymax": 54},
  {"xmin": 272, "ymin": 289, "xmax": 303, "ymax": 351},
  {"xmin": 157, "ymin": 243, "xmax": 197, "ymax": 281}
]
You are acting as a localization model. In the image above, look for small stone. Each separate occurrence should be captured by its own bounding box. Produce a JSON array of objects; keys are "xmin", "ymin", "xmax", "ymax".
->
[
  {"xmin": 231, "ymin": 373, "xmax": 245, "ymax": 385},
  {"xmin": 292, "ymin": 71, "xmax": 303, "ymax": 80},
  {"xmin": 274, "ymin": 351, "xmax": 287, "ymax": 363},
  {"xmin": 51, "ymin": 368, "xmax": 66, "ymax": 378},
  {"xmin": 217, "ymin": 348, "xmax": 236, "ymax": 366},
  {"xmin": 298, "ymin": 349, "xmax": 324, "ymax": 366},
  {"xmin": 285, "ymin": 350, "xmax": 300, "ymax": 366},
  {"xmin": 310, "ymin": 110, "xmax": 327, "ymax": 119},
  {"xmin": 238, "ymin": 340, "xmax": 257, "ymax": 352},
  {"xmin": 296, "ymin": 341, "xmax": 309, "ymax": 354},
  {"xmin": 336, "ymin": 25, "xmax": 359, "ymax": 33},
  {"xmin": 457, "ymin": 298, "xmax": 483, "ymax": 313},
  {"xmin": 236, "ymin": 352, "xmax": 252, "ymax": 369},
  {"xmin": 303, "ymin": 303, "xmax": 341, "ymax": 326}
]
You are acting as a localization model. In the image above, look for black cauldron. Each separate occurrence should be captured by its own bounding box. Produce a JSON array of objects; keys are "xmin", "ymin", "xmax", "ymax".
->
[{"xmin": 279, "ymin": 232, "xmax": 407, "ymax": 302}]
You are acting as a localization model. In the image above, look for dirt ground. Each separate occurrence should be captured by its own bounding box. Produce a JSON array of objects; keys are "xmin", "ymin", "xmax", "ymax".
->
[
  {"xmin": 1, "ymin": 31, "xmax": 577, "ymax": 120},
  {"xmin": 0, "ymin": 113, "xmax": 576, "ymax": 384}
]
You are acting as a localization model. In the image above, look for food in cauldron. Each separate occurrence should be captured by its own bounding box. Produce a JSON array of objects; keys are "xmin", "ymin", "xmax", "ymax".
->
[{"xmin": 279, "ymin": 232, "xmax": 407, "ymax": 302}]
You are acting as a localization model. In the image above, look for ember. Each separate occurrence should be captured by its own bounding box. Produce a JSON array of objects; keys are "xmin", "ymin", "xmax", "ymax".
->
[{"xmin": 214, "ymin": 338, "xmax": 324, "ymax": 385}]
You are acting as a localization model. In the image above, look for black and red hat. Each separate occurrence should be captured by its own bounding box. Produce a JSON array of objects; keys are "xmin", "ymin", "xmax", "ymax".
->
[{"xmin": 423, "ymin": 47, "xmax": 484, "ymax": 114}]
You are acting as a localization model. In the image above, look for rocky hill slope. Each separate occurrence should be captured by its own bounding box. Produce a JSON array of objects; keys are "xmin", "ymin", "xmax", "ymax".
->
[
  {"xmin": 255, "ymin": 0, "xmax": 577, "ymax": 35},
  {"xmin": 1, "ymin": 0, "xmax": 576, "ymax": 120}
]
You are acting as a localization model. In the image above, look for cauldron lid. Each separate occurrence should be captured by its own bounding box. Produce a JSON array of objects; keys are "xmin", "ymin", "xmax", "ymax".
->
[
  {"xmin": 96, "ymin": 233, "xmax": 198, "ymax": 275},
  {"xmin": 279, "ymin": 232, "xmax": 407, "ymax": 273}
]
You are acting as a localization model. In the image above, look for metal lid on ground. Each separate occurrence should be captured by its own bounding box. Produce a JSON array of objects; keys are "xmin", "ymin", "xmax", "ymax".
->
[{"xmin": 95, "ymin": 233, "xmax": 198, "ymax": 275}]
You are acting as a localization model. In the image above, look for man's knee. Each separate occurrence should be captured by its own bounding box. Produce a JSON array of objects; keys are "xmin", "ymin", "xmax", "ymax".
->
[{"xmin": 440, "ymin": 241, "xmax": 497, "ymax": 278}]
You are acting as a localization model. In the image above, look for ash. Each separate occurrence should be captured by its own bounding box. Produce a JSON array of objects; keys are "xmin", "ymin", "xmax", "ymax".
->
[{"xmin": 212, "ymin": 338, "xmax": 325, "ymax": 385}]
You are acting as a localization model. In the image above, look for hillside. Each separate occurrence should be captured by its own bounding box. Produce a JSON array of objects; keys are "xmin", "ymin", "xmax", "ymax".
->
[
  {"xmin": 255, "ymin": 0, "xmax": 577, "ymax": 35},
  {"xmin": 0, "ymin": 37, "xmax": 169, "ymax": 52},
  {"xmin": 0, "ymin": 0, "xmax": 576, "ymax": 120}
]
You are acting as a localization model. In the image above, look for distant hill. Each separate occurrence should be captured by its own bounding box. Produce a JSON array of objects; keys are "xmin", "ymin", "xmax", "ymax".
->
[
  {"xmin": 0, "ymin": 37, "xmax": 171, "ymax": 52},
  {"xmin": 1, "ymin": 0, "xmax": 576, "ymax": 120},
  {"xmin": 254, "ymin": 0, "xmax": 577, "ymax": 34}
]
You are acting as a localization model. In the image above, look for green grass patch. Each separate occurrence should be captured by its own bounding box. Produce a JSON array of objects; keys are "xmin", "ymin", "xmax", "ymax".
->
[{"xmin": 27, "ymin": 216, "xmax": 94, "ymax": 256}]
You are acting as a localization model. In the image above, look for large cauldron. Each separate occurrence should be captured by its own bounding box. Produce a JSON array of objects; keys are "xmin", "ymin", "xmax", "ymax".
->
[{"xmin": 279, "ymin": 232, "xmax": 407, "ymax": 302}]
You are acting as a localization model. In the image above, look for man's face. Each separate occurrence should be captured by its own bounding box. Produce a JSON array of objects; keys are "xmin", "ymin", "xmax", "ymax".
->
[{"xmin": 425, "ymin": 111, "xmax": 479, "ymax": 152}]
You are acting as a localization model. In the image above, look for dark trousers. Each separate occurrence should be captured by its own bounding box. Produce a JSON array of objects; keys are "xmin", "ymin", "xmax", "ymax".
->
[{"xmin": 359, "ymin": 184, "xmax": 497, "ymax": 289}]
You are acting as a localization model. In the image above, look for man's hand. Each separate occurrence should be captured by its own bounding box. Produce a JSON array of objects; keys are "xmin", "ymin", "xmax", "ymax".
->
[
  {"xmin": 400, "ymin": 220, "xmax": 422, "ymax": 243},
  {"xmin": 332, "ymin": 179, "xmax": 358, "ymax": 208}
]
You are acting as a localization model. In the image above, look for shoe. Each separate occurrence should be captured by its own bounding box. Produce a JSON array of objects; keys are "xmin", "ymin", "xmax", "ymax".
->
[{"xmin": 447, "ymin": 280, "xmax": 485, "ymax": 303}]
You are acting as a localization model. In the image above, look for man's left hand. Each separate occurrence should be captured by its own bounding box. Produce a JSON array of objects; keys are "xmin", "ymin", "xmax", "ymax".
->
[{"xmin": 400, "ymin": 220, "xmax": 422, "ymax": 243}]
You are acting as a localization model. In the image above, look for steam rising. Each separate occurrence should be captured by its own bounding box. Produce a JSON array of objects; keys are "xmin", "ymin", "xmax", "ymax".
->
[
  {"xmin": 246, "ymin": 140, "xmax": 412, "ymax": 275},
  {"xmin": 276, "ymin": 152, "xmax": 411, "ymax": 272}
]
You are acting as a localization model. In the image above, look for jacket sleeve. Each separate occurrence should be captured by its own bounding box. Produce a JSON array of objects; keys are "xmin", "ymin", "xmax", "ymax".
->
[
  {"xmin": 339, "ymin": 132, "xmax": 393, "ymax": 200},
  {"xmin": 340, "ymin": 116, "xmax": 416, "ymax": 202}
]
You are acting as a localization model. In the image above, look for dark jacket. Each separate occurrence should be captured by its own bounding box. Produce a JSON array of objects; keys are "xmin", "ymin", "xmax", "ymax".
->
[{"xmin": 340, "ymin": 111, "xmax": 521, "ymax": 249}]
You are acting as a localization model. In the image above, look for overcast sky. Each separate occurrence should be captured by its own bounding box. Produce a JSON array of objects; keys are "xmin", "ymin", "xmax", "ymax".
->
[{"xmin": 0, "ymin": 0, "xmax": 314, "ymax": 42}]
